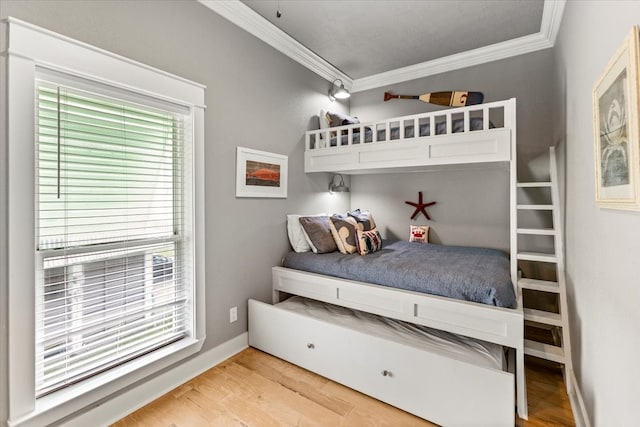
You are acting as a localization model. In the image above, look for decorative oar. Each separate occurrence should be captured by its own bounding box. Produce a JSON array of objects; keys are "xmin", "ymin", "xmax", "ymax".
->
[{"xmin": 384, "ymin": 91, "xmax": 484, "ymax": 107}]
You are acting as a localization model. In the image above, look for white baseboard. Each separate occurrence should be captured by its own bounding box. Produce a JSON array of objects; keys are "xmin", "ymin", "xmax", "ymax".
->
[
  {"xmin": 568, "ymin": 370, "xmax": 591, "ymax": 427},
  {"xmin": 59, "ymin": 332, "xmax": 249, "ymax": 427}
]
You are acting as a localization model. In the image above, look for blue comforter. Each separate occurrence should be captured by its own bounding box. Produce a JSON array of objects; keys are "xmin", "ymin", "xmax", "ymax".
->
[{"xmin": 283, "ymin": 240, "xmax": 516, "ymax": 308}]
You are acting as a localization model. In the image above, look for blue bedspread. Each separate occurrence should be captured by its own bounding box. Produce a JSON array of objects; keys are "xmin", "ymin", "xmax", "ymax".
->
[{"xmin": 282, "ymin": 240, "xmax": 516, "ymax": 308}]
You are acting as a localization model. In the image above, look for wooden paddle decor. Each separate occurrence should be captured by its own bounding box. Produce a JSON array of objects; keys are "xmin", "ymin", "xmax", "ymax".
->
[{"xmin": 384, "ymin": 91, "xmax": 484, "ymax": 107}]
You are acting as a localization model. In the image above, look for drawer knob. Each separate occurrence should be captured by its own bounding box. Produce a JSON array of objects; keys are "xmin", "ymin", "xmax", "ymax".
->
[
  {"xmin": 307, "ymin": 343, "xmax": 315, "ymax": 349},
  {"xmin": 381, "ymin": 370, "xmax": 392, "ymax": 377}
]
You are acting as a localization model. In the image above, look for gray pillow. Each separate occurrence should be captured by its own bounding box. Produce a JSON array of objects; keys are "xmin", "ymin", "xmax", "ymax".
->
[
  {"xmin": 325, "ymin": 111, "xmax": 360, "ymax": 128},
  {"xmin": 298, "ymin": 216, "xmax": 337, "ymax": 254}
]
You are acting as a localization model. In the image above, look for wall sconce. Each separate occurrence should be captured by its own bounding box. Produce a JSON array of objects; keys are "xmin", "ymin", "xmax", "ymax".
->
[
  {"xmin": 329, "ymin": 79, "xmax": 351, "ymax": 101},
  {"xmin": 329, "ymin": 174, "xmax": 350, "ymax": 194}
]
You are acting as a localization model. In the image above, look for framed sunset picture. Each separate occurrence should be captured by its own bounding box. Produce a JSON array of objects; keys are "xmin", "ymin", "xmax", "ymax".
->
[{"xmin": 236, "ymin": 147, "xmax": 288, "ymax": 198}]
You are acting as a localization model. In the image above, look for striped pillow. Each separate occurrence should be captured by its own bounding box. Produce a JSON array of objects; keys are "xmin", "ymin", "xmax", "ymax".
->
[{"xmin": 356, "ymin": 228, "xmax": 383, "ymax": 255}]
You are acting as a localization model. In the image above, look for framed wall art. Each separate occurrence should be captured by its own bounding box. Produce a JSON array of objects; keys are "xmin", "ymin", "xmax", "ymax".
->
[
  {"xmin": 593, "ymin": 25, "xmax": 640, "ymax": 210},
  {"xmin": 236, "ymin": 147, "xmax": 288, "ymax": 198}
]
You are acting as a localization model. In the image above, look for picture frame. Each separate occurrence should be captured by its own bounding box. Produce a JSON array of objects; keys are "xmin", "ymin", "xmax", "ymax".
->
[
  {"xmin": 236, "ymin": 147, "xmax": 288, "ymax": 198},
  {"xmin": 592, "ymin": 25, "xmax": 640, "ymax": 210}
]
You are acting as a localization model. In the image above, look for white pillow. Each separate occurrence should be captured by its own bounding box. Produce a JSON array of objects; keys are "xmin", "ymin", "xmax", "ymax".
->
[
  {"xmin": 287, "ymin": 213, "xmax": 326, "ymax": 252},
  {"xmin": 318, "ymin": 109, "xmax": 329, "ymax": 147},
  {"xmin": 319, "ymin": 109, "xmax": 330, "ymax": 130}
]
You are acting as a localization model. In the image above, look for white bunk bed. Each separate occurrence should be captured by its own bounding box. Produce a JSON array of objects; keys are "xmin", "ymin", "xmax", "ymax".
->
[
  {"xmin": 304, "ymin": 98, "xmax": 514, "ymax": 174},
  {"xmin": 248, "ymin": 98, "xmax": 526, "ymax": 425}
]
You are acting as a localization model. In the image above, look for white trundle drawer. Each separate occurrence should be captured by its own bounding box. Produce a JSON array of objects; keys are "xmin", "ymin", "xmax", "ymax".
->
[{"xmin": 248, "ymin": 299, "xmax": 513, "ymax": 427}]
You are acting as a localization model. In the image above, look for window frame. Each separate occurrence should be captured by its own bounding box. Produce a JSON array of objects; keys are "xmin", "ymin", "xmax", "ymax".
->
[{"xmin": 3, "ymin": 17, "xmax": 206, "ymax": 427}]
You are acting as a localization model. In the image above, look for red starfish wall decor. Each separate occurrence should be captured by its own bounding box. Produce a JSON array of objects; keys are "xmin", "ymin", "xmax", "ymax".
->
[{"xmin": 405, "ymin": 191, "xmax": 436, "ymax": 220}]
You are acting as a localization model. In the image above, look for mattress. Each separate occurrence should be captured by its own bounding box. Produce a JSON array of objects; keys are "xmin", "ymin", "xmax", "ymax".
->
[
  {"xmin": 328, "ymin": 117, "xmax": 489, "ymax": 147},
  {"xmin": 282, "ymin": 240, "xmax": 516, "ymax": 308},
  {"xmin": 277, "ymin": 296, "xmax": 505, "ymax": 370}
]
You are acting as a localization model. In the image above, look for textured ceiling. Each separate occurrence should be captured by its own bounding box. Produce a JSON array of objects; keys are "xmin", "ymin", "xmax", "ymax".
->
[{"xmin": 242, "ymin": 0, "xmax": 545, "ymax": 79}]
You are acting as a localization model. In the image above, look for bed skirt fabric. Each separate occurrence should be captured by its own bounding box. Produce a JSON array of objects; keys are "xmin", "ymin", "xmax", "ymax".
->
[{"xmin": 282, "ymin": 240, "xmax": 516, "ymax": 308}]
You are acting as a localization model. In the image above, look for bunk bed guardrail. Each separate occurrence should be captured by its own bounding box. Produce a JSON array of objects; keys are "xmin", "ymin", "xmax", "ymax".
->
[{"xmin": 304, "ymin": 98, "xmax": 516, "ymax": 174}]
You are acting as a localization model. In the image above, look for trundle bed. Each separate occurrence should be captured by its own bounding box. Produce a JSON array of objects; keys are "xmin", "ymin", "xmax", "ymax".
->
[{"xmin": 248, "ymin": 98, "xmax": 526, "ymax": 426}]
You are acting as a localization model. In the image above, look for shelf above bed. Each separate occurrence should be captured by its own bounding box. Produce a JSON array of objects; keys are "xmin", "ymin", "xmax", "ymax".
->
[{"xmin": 304, "ymin": 98, "xmax": 516, "ymax": 175}]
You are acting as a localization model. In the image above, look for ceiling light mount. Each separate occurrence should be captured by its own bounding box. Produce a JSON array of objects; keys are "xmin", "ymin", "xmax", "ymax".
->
[
  {"xmin": 329, "ymin": 79, "xmax": 350, "ymax": 101},
  {"xmin": 276, "ymin": 0, "xmax": 282, "ymax": 18}
]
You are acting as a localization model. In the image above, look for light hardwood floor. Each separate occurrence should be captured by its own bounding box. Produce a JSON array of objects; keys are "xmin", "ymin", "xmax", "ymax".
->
[{"xmin": 112, "ymin": 348, "xmax": 575, "ymax": 427}]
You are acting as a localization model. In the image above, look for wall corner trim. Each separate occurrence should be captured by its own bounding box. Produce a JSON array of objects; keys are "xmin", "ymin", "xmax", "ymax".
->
[{"xmin": 58, "ymin": 333, "xmax": 249, "ymax": 427}]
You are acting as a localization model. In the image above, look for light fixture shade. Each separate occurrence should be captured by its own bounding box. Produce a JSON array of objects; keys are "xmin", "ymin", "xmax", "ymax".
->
[
  {"xmin": 329, "ymin": 79, "xmax": 351, "ymax": 101},
  {"xmin": 329, "ymin": 174, "xmax": 350, "ymax": 193},
  {"xmin": 333, "ymin": 85, "xmax": 350, "ymax": 99}
]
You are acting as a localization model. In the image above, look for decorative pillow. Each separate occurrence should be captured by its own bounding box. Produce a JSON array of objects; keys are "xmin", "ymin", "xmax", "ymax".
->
[
  {"xmin": 326, "ymin": 112, "xmax": 361, "ymax": 139},
  {"xmin": 409, "ymin": 225, "xmax": 430, "ymax": 243},
  {"xmin": 356, "ymin": 228, "xmax": 383, "ymax": 255},
  {"xmin": 348, "ymin": 209, "xmax": 376, "ymax": 231},
  {"xmin": 287, "ymin": 214, "xmax": 325, "ymax": 252},
  {"xmin": 317, "ymin": 109, "xmax": 330, "ymax": 148},
  {"xmin": 325, "ymin": 111, "xmax": 360, "ymax": 128},
  {"xmin": 329, "ymin": 214, "xmax": 359, "ymax": 254},
  {"xmin": 298, "ymin": 216, "xmax": 337, "ymax": 254},
  {"xmin": 319, "ymin": 109, "xmax": 330, "ymax": 130}
]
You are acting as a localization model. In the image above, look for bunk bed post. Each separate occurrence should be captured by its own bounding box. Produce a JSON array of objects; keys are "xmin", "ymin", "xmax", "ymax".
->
[
  {"xmin": 463, "ymin": 109, "xmax": 470, "ymax": 132},
  {"xmin": 508, "ymin": 98, "xmax": 519, "ymax": 306},
  {"xmin": 508, "ymin": 98, "xmax": 528, "ymax": 420}
]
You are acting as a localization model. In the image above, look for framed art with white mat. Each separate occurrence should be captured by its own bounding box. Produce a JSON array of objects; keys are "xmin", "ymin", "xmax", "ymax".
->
[
  {"xmin": 593, "ymin": 25, "xmax": 640, "ymax": 210},
  {"xmin": 236, "ymin": 147, "xmax": 288, "ymax": 198}
]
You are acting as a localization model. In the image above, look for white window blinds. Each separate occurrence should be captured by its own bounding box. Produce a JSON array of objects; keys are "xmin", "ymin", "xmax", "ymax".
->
[{"xmin": 35, "ymin": 80, "xmax": 190, "ymax": 396}]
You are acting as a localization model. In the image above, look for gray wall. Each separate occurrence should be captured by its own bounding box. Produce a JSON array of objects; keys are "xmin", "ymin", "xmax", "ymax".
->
[
  {"xmin": 0, "ymin": 1, "xmax": 350, "ymax": 423},
  {"xmin": 349, "ymin": 50, "xmax": 556, "ymax": 250},
  {"xmin": 553, "ymin": 2, "xmax": 640, "ymax": 426},
  {"xmin": 6, "ymin": 1, "xmax": 640, "ymax": 425}
]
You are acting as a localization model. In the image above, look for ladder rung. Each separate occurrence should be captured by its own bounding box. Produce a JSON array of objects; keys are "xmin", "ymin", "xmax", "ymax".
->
[
  {"xmin": 525, "ymin": 320, "xmax": 555, "ymax": 330},
  {"xmin": 517, "ymin": 251, "xmax": 557, "ymax": 262},
  {"xmin": 517, "ymin": 182, "xmax": 552, "ymax": 188},
  {"xmin": 517, "ymin": 204, "xmax": 554, "ymax": 210},
  {"xmin": 517, "ymin": 228, "xmax": 556, "ymax": 235},
  {"xmin": 518, "ymin": 278, "xmax": 560, "ymax": 293},
  {"xmin": 523, "ymin": 308, "xmax": 563, "ymax": 326},
  {"xmin": 524, "ymin": 339, "xmax": 565, "ymax": 363}
]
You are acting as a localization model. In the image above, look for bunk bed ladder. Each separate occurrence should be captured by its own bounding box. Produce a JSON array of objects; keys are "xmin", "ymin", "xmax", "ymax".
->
[{"xmin": 516, "ymin": 146, "xmax": 573, "ymax": 394}]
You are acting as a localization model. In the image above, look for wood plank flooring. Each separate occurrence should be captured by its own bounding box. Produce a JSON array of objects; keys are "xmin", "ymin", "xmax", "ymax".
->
[{"xmin": 112, "ymin": 348, "xmax": 575, "ymax": 427}]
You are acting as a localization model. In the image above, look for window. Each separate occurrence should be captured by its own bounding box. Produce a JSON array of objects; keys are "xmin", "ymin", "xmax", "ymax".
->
[
  {"xmin": 35, "ymin": 81, "xmax": 188, "ymax": 396},
  {"xmin": 4, "ymin": 18, "xmax": 205, "ymax": 426}
]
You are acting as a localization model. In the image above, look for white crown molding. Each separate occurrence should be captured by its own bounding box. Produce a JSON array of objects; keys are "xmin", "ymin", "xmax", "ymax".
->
[
  {"xmin": 540, "ymin": 0, "xmax": 566, "ymax": 46},
  {"xmin": 352, "ymin": 0, "xmax": 566, "ymax": 92},
  {"xmin": 199, "ymin": 0, "xmax": 565, "ymax": 93},
  {"xmin": 198, "ymin": 0, "xmax": 352, "ymax": 88},
  {"xmin": 351, "ymin": 32, "xmax": 552, "ymax": 92}
]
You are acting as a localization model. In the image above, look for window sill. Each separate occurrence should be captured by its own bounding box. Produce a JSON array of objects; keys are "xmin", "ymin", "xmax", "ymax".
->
[{"xmin": 8, "ymin": 337, "xmax": 203, "ymax": 427}]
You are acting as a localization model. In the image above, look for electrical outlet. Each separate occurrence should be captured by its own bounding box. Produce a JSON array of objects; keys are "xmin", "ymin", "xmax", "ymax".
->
[{"xmin": 229, "ymin": 306, "xmax": 237, "ymax": 323}]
